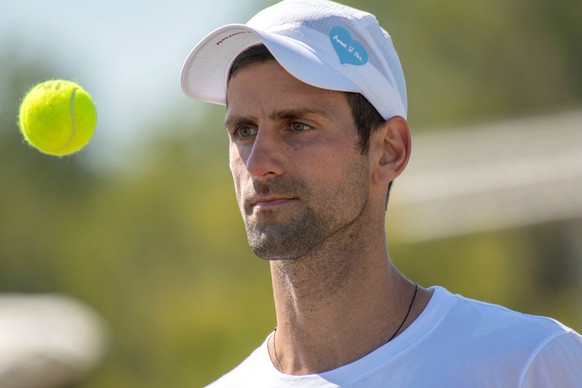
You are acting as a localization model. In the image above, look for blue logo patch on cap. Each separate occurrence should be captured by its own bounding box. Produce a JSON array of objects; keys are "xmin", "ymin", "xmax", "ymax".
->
[{"xmin": 329, "ymin": 26, "xmax": 368, "ymax": 66}]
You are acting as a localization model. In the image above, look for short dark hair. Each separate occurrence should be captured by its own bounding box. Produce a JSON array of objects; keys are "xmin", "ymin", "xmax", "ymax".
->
[{"xmin": 227, "ymin": 44, "xmax": 393, "ymax": 207}]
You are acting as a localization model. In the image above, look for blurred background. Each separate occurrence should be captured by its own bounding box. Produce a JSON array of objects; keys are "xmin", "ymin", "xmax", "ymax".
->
[{"xmin": 1, "ymin": 0, "xmax": 581, "ymax": 386}]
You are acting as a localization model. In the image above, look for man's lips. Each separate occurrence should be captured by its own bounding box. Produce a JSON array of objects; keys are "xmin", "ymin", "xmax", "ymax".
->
[{"xmin": 250, "ymin": 196, "xmax": 297, "ymax": 209}]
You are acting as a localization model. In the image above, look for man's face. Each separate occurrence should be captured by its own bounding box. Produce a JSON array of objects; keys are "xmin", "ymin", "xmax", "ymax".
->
[{"xmin": 225, "ymin": 61, "xmax": 372, "ymax": 260}]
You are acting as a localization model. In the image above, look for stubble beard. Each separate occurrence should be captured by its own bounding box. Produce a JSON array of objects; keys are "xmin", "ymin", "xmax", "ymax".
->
[
  {"xmin": 241, "ymin": 178, "xmax": 331, "ymax": 260},
  {"xmin": 245, "ymin": 202, "xmax": 329, "ymax": 260},
  {"xmin": 239, "ymin": 161, "xmax": 370, "ymax": 262}
]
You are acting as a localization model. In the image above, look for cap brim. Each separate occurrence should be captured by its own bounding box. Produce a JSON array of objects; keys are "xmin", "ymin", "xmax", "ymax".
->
[{"xmin": 180, "ymin": 24, "xmax": 360, "ymax": 106}]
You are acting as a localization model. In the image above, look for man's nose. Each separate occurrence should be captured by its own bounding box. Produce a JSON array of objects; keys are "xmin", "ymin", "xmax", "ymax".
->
[
  {"xmin": 245, "ymin": 126, "xmax": 284, "ymax": 179},
  {"xmin": 244, "ymin": 128, "xmax": 285, "ymax": 180}
]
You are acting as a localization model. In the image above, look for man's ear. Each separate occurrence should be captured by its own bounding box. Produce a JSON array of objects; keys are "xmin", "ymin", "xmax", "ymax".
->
[{"xmin": 370, "ymin": 116, "xmax": 411, "ymax": 185}]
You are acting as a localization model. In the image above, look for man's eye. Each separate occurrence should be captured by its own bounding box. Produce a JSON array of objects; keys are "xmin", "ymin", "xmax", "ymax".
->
[
  {"xmin": 237, "ymin": 127, "xmax": 257, "ymax": 138},
  {"xmin": 290, "ymin": 122, "xmax": 311, "ymax": 132}
]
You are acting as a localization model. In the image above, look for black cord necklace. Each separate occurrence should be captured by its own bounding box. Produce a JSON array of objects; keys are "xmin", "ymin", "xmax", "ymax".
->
[{"xmin": 387, "ymin": 283, "xmax": 418, "ymax": 342}]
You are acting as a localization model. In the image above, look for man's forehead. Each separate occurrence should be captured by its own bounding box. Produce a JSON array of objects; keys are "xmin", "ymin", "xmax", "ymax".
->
[
  {"xmin": 225, "ymin": 61, "xmax": 348, "ymax": 119},
  {"xmin": 227, "ymin": 60, "xmax": 342, "ymax": 100}
]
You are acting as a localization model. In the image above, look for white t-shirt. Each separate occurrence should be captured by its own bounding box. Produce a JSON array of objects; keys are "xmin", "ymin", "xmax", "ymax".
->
[{"xmin": 208, "ymin": 286, "xmax": 582, "ymax": 387}]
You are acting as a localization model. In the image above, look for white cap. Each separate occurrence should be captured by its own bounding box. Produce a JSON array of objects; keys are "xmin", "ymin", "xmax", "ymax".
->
[{"xmin": 180, "ymin": 0, "xmax": 407, "ymax": 120}]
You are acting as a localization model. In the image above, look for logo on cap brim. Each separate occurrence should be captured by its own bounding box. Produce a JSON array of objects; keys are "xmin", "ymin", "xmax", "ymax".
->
[{"xmin": 330, "ymin": 26, "xmax": 368, "ymax": 66}]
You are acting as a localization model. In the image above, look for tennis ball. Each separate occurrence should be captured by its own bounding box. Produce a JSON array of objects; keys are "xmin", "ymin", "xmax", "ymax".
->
[{"xmin": 18, "ymin": 80, "xmax": 97, "ymax": 156}]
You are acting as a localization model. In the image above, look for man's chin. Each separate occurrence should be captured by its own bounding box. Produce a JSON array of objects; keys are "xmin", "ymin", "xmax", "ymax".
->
[
  {"xmin": 247, "ymin": 231, "xmax": 311, "ymax": 261},
  {"xmin": 248, "ymin": 238, "xmax": 298, "ymax": 261},
  {"xmin": 244, "ymin": 209, "xmax": 327, "ymax": 260}
]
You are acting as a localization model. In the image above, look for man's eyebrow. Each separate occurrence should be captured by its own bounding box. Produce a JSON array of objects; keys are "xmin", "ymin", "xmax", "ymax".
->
[
  {"xmin": 225, "ymin": 108, "xmax": 332, "ymax": 129},
  {"xmin": 224, "ymin": 116, "xmax": 256, "ymax": 130},
  {"xmin": 269, "ymin": 108, "xmax": 332, "ymax": 121}
]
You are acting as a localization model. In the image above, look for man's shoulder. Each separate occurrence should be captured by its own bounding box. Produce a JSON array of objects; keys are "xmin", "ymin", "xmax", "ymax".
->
[
  {"xmin": 409, "ymin": 287, "xmax": 582, "ymax": 385},
  {"xmin": 435, "ymin": 286, "xmax": 579, "ymax": 353},
  {"xmin": 456, "ymin": 295, "xmax": 582, "ymax": 385},
  {"xmin": 448, "ymin": 288, "xmax": 571, "ymax": 333}
]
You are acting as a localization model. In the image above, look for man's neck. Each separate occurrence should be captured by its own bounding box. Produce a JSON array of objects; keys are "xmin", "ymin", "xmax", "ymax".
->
[{"xmin": 268, "ymin": 239, "xmax": 419, "ymax": 375}]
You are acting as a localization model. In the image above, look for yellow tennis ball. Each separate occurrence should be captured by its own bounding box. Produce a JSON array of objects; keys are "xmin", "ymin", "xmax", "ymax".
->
[{"xmin": 19, "ymin": 80, "xmax": 97, "ymax": 156}]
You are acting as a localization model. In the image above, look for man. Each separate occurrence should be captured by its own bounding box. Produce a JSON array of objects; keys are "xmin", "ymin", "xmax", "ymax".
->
[{"xmin": 181, "ymin": 0, "xmax": 582, "ymax": 386}]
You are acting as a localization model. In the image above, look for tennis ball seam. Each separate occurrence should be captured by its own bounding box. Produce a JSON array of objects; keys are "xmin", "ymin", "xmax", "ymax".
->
[{"xmin": 55, "ymin": 87, "xmax": 79, "ymax": 153}]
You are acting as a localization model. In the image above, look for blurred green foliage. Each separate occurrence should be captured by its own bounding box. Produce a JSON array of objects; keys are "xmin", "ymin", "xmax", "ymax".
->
[
  {"xmin": 353, "ymin": 0, "xmax": 582, "ymax": 128},
  {"xmin": 1, "ymin": 0, "xmax": 581, "ymax": 386}
]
